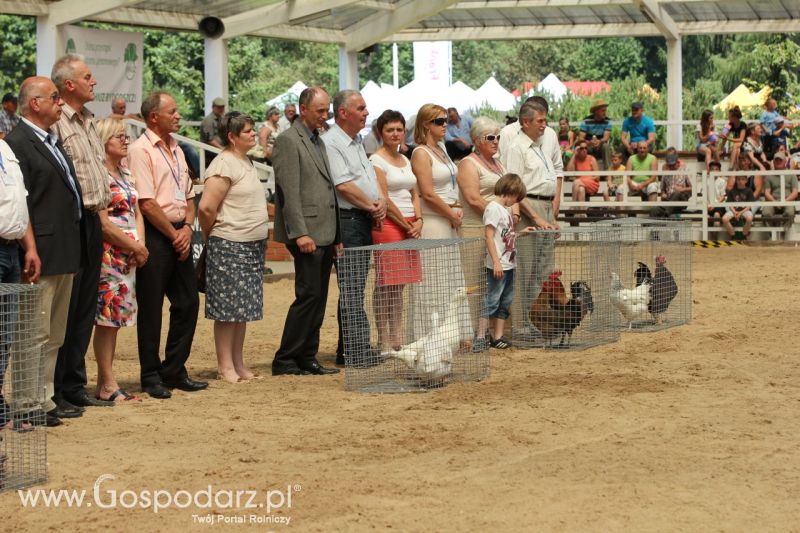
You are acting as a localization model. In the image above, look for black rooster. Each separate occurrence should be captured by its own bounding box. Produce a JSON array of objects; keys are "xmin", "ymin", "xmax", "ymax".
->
[
  {"xmin": 550, "ymin": 280, "xmax": 594, "ymax": 348},
  {"xmin": 633, "ymin": 257, "xmax": 678, "ymax": 323}
]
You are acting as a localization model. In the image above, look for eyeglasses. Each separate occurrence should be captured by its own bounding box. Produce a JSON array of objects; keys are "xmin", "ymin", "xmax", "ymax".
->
[
  {"xmin": 577, "ymin": 145, "xmax": 588, "ymax": 150},
  {"xmin": 33, "ymin": 92, "xmax": 60, "ymax": 103},
  {"xmin": 482, "ymin": 134, "xmax": 500, "ymax": 142},
  {"xmin": 430, "ymin": 117, "xmax": 447, "ymax": 126},
  {"xmin": 112, "ymin": 133, "xmax": 130, "ymax": 143}
]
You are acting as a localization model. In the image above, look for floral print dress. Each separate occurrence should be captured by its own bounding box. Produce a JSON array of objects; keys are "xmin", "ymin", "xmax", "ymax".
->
[{"xmin": 95, "ymin": 169, "xmax": 139, "ymax": 327}]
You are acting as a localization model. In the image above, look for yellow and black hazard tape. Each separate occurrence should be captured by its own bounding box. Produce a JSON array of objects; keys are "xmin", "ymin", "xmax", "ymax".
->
[{"xmin": 692, "ymin": 240, "xmax": 743, "ymax": 248}]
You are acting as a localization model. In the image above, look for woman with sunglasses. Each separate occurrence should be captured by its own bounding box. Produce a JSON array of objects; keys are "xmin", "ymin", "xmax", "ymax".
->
[
  {"xmin": 410, "ymin": 104, "xmax": 473, "ymax": 357},
  {"xmin": 199, "ymin": 112, "xmax": 269, "ymax": 383},
  {"xmin": 411, "ymin": 104, "xmax": 462, "ymax": 238},
  {"xmin": 92, "ymin": 118, "xmax": 149, "ymax": 402},
  {"xmin": 457, "ymin": 117, "xmax": 509, "ymax": 238}
]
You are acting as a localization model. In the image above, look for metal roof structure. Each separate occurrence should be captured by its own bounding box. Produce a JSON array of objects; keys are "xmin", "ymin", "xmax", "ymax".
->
[
  {"xmin": 6, "ymin": 0, "xmax": 800, "ymax": 48},
  {"xmin": 6, "ymin": 0, "xmax": 799, "ymax": 146}
]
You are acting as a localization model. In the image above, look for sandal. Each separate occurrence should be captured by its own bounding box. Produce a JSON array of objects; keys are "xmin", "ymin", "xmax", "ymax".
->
[
  {"xmin": 490, "ymin": 336, "xmax": 512, "ymax": 349},
  {"xmin": 97, "ymin": 389, "xmax": 140, "ymax": 402}
]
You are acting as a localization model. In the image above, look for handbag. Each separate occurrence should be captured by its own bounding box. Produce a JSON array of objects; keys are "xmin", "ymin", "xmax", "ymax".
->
[{"xmin": 195, "ymin": 246, "xmax": 207, "ymax": 293}]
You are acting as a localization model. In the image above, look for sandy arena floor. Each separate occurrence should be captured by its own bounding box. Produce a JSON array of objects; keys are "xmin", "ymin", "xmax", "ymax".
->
[{"xmin": 2, "ymin": 244, "xmax": 800, "ymax": 532}]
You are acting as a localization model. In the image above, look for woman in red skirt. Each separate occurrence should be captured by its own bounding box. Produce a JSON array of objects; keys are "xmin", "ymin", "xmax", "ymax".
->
[{"xmin": 370, "ymin": 110, "xmax": 423, "ymax": 351}]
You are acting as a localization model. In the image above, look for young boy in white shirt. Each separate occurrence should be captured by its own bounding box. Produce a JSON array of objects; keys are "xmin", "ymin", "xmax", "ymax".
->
[{"xmin": 474, "ymin": 173, "xmax": 528, "ymax": 351}]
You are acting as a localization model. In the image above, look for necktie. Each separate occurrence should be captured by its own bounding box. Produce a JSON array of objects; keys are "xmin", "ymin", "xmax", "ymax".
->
[{"xmin": 46, "ymin": 134, "xmax": 82, "ymax": 219}]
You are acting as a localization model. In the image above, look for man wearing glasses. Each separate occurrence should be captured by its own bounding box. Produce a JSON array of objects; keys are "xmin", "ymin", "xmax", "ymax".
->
[
  {"xmin": 47, "ymin": 54, "xmax": 115, "ymax": 416},
  {"xmin": 5, "ymin": 77, "xmax": 85, "ymax": 427}
]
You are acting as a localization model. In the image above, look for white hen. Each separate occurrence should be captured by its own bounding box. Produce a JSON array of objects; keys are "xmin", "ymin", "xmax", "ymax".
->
[
  {"xmin": 610, "ymin": 272, "xmax": 651, "ymax": 328},
  {"xmin": 385, "ymin": 287, "xmax": 469, "ymax": 380}
]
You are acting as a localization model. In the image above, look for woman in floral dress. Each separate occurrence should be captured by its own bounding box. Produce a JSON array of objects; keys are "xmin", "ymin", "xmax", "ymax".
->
[{"xmin": 93, "ymin": 118, "xmax": 149, "ymax": 402}]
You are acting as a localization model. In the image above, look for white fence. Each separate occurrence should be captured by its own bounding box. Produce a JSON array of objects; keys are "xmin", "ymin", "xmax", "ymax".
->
[{"xmin": 558, "ymin": 168, "xmax": 799, "ymax": 241}]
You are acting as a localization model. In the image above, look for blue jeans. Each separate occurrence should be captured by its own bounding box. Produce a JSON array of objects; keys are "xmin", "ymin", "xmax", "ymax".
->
[
  {"xmin": 482, "ymin": 268, "xmax": 515, "ymax": 320},
  {"xmin": 0, "ymin": 242, "xmax": 22, "ymax": 424}
]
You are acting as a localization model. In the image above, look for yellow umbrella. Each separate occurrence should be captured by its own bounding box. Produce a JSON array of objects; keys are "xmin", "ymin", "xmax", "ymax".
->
[{"xmin": 714, "ymin": 84, "xmax": 753, "ymax": 110}]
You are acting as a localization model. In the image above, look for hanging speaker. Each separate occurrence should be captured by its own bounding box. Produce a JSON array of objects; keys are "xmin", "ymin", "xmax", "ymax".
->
[{"xmin": 198, "ymin": 17, "xmax": 225, "ymax": 39}]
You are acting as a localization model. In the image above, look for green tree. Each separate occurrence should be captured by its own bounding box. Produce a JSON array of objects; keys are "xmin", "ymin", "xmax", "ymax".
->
[
  {"xmin": 565, "ymin": 38, "xmax": 646, "ymax": 82},
  {"xmin": 358, "ymin": 42, "xmax": 414, "ymax": 87},
  {"xmin": 0, "ymin": 15, "xmax": 36, "ymax": 96}
]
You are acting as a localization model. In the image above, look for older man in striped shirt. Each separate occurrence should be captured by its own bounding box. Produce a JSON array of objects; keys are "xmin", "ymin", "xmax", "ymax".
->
[{"xmin": 50, "ymin": 54, "xmax": 114, "ymax": 415}]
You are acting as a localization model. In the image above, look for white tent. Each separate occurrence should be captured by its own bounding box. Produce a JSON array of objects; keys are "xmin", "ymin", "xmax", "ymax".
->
[
  {"xmin": 475, "ymin": 76, "xmax": 517, "ymax": 112},
  {"xmin": 265, "ymin": 80, "xmax": 307, "ymax": 108},
  {"xmin": 447, "ymin": 80, "xmax": 480, "ymax": 114},
  {"xmin": 535, "ymin": 73, "xmax": 568, "ymax": 102}
]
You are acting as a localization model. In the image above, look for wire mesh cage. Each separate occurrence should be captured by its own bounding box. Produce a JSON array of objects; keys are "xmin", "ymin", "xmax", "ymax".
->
[
  {"xmin": 595, "ymin": 217, "xmax": 693, "ymax": 331},
  {"xmin": 337, "ymin": 237, "xmax": 488, "ymax": 393},
  {"xmin": 0, "ymin": 283, "xmax": 46, "ymax": 492},
  {"xmin": 511, "ymin": 227, "xmax": 621, "ymax": 350}
]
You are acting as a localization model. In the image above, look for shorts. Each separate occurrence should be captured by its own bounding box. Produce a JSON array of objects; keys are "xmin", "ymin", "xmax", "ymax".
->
[
  {"xmin": 481, "ymin": 268, "xmax": 515, "ymax": 320},
  {"xmin": 576, "ymin": 177, "xmax": 600, "ymax": 196},
  {"xmin": 629, "ymin": 181, "xmax": 660, "ymax": 198}
]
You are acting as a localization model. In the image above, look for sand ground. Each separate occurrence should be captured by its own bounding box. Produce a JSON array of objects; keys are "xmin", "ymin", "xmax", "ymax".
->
[{"xmin": 2, "ymin": 245, "xmax": 800, "ymax": 532}]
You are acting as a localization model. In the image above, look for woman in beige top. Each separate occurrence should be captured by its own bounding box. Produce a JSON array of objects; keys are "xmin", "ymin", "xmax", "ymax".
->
[
  {"xmin": 457, "ymin": 117, "xmax": 516, "ymax": 237},
  {"xmin": 199, "ymin": 112, "xmax": 269, "ymax": 383},
  {"xmin": 257, "ymin": 106, "xmax": 280, "ymax": 162}
]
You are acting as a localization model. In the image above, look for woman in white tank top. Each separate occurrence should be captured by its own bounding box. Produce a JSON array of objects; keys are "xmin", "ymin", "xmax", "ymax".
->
[
  {"xmin": 411, "ymin": 104, "xmax": 462, "ymax": 239},
  {"xmin": 457, "ymin": 117, "xmax": 510, "ymax": 238}
]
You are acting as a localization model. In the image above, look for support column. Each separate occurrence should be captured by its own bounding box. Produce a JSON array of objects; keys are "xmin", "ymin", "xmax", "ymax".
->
[
  {"xmin": 338, "ymin": 45, "xmax": 359, "ymax": 91},
  {"xmin": 36, "ymin": 16, "xmax": 61, "ymax": 77},
  {"xmin": 666, "ymin": 37, "xmax": 683, "ymax": 150},
  {"xmin": 204, "ymin": 37, "xmax": 228, "ymax": 114}
]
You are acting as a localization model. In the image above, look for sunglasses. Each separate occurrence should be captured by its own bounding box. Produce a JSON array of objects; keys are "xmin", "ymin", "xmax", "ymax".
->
[
  {"xmin": 430, "ymin": 117, "xmax": 447, "ymax": 126},
  {"xmin": 482, "ymin": 134, "xmax": 500, "ymax": 142}
]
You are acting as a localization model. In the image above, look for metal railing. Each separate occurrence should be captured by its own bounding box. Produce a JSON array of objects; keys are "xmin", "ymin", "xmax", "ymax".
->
[
  {"xmin": 558, "ymin": 168, "xmax": 799, "ymax": 240},
  {"xmin": 123, "ymin": 118, "xmax": 275, "ymax": 193}
]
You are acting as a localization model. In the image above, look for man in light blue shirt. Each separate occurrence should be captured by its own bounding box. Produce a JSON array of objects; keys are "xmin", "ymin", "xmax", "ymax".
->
[
  {"xmin": 621, "ymin": 101, "xmax": 656, "ymax": 155},
  {"xmin": 324, "ymin": 90, "xmax": 386, "ymax": 367},
  {"xmin": 445, "ymin": 107, "xmax": 473, "ymax": 160}
]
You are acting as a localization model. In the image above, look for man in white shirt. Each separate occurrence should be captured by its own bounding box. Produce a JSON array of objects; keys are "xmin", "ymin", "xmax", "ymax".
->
[
  {"xmin": 323, "ymin": 90, "xmax": 386, "ymax": 367},
  {"xmin": 0, "ymin": 138, "xmax": 40, "ymax": 430},
  {"xmin": 498, "ymin": 96, "xmax": 563, "ymax": 187},
  {"xmin": 503, "ymin": 101, "xmax": 561, "ymax": 344}
]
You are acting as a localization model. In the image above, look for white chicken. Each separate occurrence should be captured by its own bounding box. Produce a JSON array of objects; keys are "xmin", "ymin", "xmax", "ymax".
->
[
  {"xmin": 385, "ymin": 287, "xmax": 470, "ymax": 380},
  {"xmin": 610, "ymin": 272, "xmax": 651, "ymax": 329}
]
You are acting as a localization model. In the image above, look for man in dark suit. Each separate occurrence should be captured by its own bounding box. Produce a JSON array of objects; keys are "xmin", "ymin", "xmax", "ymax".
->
[
  {"xmin": 5, "ymin": 77, "xmax": 86, "ymax": 427},
  {"xmin": 271, "ymin": 86, "xmax": 341, "ymax": 376}
]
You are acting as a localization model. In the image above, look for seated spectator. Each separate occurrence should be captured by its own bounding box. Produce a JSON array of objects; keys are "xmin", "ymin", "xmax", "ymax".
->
[
  {"xmin": 256, "ymin": 106, "xmax": 280, "ymax": 163},
  {"xmin": 722, "ymin": 174, "xmax": 755, "ymax": 240},
  {"xmin": 0, "ymin": 93, "xmax": 20, "ymax": 139},
  {"xmin": 579, "ymin": 99, "xmax": 612, "ymax": 169},
  {"xmin": 625, "ymin": 141, "xmax": 659, "ymax": 201},
  {"xmin": 726, "ymin": 155, "xmax": 763, "ymax": 213},
  {"xmin": 770, "ymin": 117, "xmax": 792, "ymax": 157},
  {"xmin": 742, "ymin": 122, "xmax": 769, "ymax": 171},
  {"xmin": 696, "ymin": 109, "xmax": 719, "ymax": 169},
  {"xmin": 707, "ymin": 160, "xmax": 727, "ymax": 226},
  {"xmin": 761, "ymin": 151, "xmax": 798, "ymax": 234},
  {"xmin": 607, "ymin": 150, "xmax": 626, "ymax": 202},
  {"xmin": 567, "ymin": 140, "xmax": 605, "ymax": 202},
  {"xmin": 444, "ymin": 107, "xmax": 473, "ymax": 161},
  {"xmin": 650, "ymin": 147, "xmax": 692, "ymax": 218},
  {"xmin": 719, "ymin": 106, "xmax": 746, "ymax": 169},
  {"xmin": 557, "ymin": 117, "xmax": 575, "ymax": 165},
  {"xmin": 621, "ymin": 102, "xmax": 656, "ymax": 155},
  {"xmin": 760, "ymin": 98, "xmax": 780, "ymax": 137}
]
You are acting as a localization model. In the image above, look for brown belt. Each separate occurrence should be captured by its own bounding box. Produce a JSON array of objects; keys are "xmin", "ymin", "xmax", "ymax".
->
[{"xmin": 0, "ymin": 237, "xmax": 18, "ymax": 246}]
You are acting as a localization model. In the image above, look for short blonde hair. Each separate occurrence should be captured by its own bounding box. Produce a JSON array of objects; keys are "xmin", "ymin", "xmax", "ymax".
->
[
  {"xmin": 95, "ymin": 118, "xmax": 124, "ymax": 146},
  {"xmin": 413, "ymin": 103, "xmax": 447, "ymax": 145},
  {"xmin": 470, "ymin": 116, "xmax": 500, "ymax": 142}
]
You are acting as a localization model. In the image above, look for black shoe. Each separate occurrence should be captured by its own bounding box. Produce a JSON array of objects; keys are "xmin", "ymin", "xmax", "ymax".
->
[
  {"xmin": 272, "ymin": 365, "xmax": 310, "ymax": 376},
  {"xmin": 55, "ymin": 398, "xmax": 85, "ymax": 413},
  {"xmin": 299, "ymin": 361, "xmax": 341, "ymax": 375},
  {"xmin": 142, "ymin": 383, "xmax": 172, "ymax": 399},
  {"xmin": 47, "ymin": 406, "xmax": 82, "ymax": 419},
  {"xmin": 64, "ymin": 390, "xmax": 114, "ymax": 407},
  {"xmin": 161, "ymin": 376, "xmax": 209, "ymax": 392},
  {"xmin": 22, "ymin": 410, "xmax": 61, "ymax": 427}
]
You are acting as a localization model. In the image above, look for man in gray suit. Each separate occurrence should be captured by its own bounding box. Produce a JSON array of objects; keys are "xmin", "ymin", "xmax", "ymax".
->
[{"xmin": 271, "ymin": 87, "xmax": 342, "ymax": 376}]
